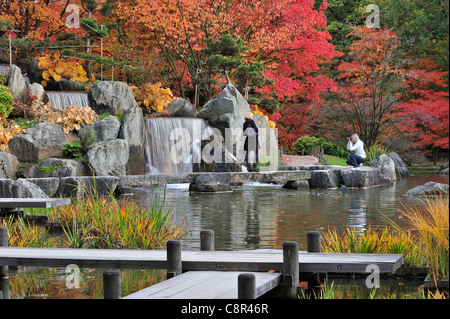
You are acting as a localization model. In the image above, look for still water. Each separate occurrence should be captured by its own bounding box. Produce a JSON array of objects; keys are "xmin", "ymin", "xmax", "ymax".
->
[
  {"xmin": 4, "ymin": 173, "xmax": 448, "ymax": 299},
  {"xmin": 132, "ymin": 173, "xmax": 449, "ymax": 250}
]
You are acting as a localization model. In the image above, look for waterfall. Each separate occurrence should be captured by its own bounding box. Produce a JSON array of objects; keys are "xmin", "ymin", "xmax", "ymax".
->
[
  {"xmin": 0, "ymin": 65, "xmax": 10, "ymax": 75},
  {"xmin": 47, "ymin": 92, "xmax": 90, "ymax": 110},
  {"xmin": 145, "ymin": 118, "xmax": 213, "ymax": 175}
]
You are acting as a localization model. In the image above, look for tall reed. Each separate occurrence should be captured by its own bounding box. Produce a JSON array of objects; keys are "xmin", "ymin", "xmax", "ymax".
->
[
  {"xmin": 0, "ymin": 217, "xmax": 57, "ymax": 248},
  {"xmin": 47, "ymin": 182, "xmax": 187, "ymax": 249},
  {"xmin": 321, "ymin": 226, "xmax": 424, "ymax": 267},
  {"xmin": 399, "ymin": 195, "xmax": 449, "ymax": 280}
]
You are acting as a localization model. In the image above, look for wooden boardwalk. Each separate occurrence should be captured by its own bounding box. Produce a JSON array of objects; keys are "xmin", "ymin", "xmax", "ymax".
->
[
  {"xmin": 0, "ymin": 247, "xmax": 403, "ymax": 274},
  {"xmin": 0, "ymin": 231, "xmax": 404, "ymax": 299},
  {"xmin": 0, "ymin": 198, "xmax": 71, "ymax": 209},
  {"xmin": 124, "ymin": 271, "xmax": 282, "ymax": 299}
]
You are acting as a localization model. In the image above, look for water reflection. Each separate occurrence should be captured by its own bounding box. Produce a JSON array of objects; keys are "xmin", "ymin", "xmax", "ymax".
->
[
  {"xmin": 347, "ymin": 197, "xmax": 367, "ymax": 233},
  {"xmin": 130, "ymin": 174, "xmax": 448, "ymax": 251}
]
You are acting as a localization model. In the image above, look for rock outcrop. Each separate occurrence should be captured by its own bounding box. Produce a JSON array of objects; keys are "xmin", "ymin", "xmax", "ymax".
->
[
  {"xmin": 88, "ymin": 81, "xmax": 139, "ymax": 115},
  {"xmin": 86, "ymin": 139, "xmax": 130, "ymax": 176},
  {"xmin": 9, "ymin": 122, "xmax": 70, "ymax": 162}
]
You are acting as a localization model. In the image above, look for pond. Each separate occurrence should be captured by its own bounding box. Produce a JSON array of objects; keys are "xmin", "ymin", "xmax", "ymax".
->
[
  {"xmin": 132, "ymin": 173, "xmax": 449, "ymax": 251},
  {"xmin": 4, "ymin": 172, "xmax": 448, "ymax": 299}
]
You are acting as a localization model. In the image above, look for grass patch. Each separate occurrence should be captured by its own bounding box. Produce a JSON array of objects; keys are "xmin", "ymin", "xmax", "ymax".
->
[{"xmin": 322, "ymin": 155, "xmax": 348, "ymax": 166}]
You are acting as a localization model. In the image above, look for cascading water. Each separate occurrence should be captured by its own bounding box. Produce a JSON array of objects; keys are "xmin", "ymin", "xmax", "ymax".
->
[
  {"xmin": 145, "ymin": 118, "xmax": 213, "ymax": 174},
  {"xmin": 0, "ymin": 65, "xmax": 9, "ymax": 75},
  {"xmin": 46, "ymin": 92, "xmax": 90, "ymax": 110}
]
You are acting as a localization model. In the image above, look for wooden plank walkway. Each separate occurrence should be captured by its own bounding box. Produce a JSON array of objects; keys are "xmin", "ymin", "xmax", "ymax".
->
[
  {"xmin": 0, "ymin": 247, "xmax": 404, "ymax": 274},
  {"xmin": 124, "ymin": 271, "xmax": 282, "ymax": 299},
  {"xmin": 0, "ymin": 198, "xmax": 71, "ymax": 209}
]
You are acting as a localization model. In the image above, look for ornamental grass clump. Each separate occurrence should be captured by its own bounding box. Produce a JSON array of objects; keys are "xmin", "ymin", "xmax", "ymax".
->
[
  {"xmin": 321, "ymin": 226, "xmax": 423, "ymax": 268},
  {"xmin": 399, "ymin": 195, "xmax": 449, "ymax": 280},
  {"xmin": 47, "ymin": 184, "xmax": 187, "ymax": 250},
  {"xmin": 0, "ymin": 217, "xmax": 57, "ymax": 248}
]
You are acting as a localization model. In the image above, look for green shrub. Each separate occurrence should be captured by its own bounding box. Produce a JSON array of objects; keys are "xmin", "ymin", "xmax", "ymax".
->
[
  {"xmin": 294, "ymin": 136, "xmax": 349, "ymax": 159},
  {"xmin": 366, "ymin": 143, "xmax": 391, "ymax": 165},
  {"xmin": 62, "ymin": 141, "xmax": 83, "ymax": 159},
  {"xmin": 0, "ymin": 85, "xmax": 14, "ymax": 117}
]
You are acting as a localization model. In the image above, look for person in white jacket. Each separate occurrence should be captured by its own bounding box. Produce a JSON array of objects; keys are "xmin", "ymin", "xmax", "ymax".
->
[{"xmin": 346, "ymin": 134, "xmax": 366, "ymax": 168}]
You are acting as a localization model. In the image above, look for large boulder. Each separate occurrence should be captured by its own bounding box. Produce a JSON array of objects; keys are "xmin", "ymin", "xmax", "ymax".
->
[
  {"xmin": 86, "ymin": 139, "xmax": 129, "ymax": 176},
  {"xmin": 24, "ymin": 177, "xmax": 60, "ymax": 198},
  {"xmin": 23, "ymin": 158, "xmax": 87, "ymax": 178},
  {"xmin": 0, "ymin": 152, "xmax": 19, "ymax": 180},
  {"xmin": 438, "ymin": 163, "xmax": 449, "ymax": 176},
  {"xmin": 7, "ymin": 65, "xmax": 25, "ymax": 100},
  {"xmin": 58, "ymin": 176, "xmax": 120, "ymax": 198},
  {"xmin": 0, "ymin": 179, "xmax": 14, "ymax": 198},
  {"xmin": 28, "ymin": 83, "xmax": 45, "ymax": 103},
  {"xmin": 199, "ymin": 84, "xmax": 251, "ymax": 160},
  {"xmin": 9, "ymin": 122, "xmax": 70, "ymax": 162},
  {"xmin": 27, "ymin": 59, "xmax": 43, "ymax": 85},
  {"xmin": 78, "ymin": 115, "xmax": 121, "ymax": 147},
  {"xmin": 370, "ymin": 154, "xmax": 397, "ymax": 182},
  {"xmin": 341, "ymin": 167, "xmax": 392, "ymax": 188},
  {"xmin": 309, "ymin": 169, "xmax": 342, "ymax": 188},
  {"xmin": 166, "ymin": 99, "xmax": 198, "ymax": 117},
  {"xmin": 12, "ymin": 179, "xmax": 48, "ymax": 198},
  {"xmin": 58, "ymin": 78, "xmax": 86, "ymax": 91},
  {"xmin": 405, "ymin": 182, "xmax": 449, "ymax": 196},
  {"xmin": 88, "ymin": 81, "xmax": 139, "ymax": 115},
  {"xmin": 388, "ymin": 152, "xmax": 409, "ymax": 179},
  {"xmin": 119, "ymin": 106, "xmax": 146, "ymax": 175}
]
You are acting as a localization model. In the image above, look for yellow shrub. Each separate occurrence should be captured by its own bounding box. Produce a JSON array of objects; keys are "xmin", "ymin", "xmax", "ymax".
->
[
  {"xmin": 0, "ymin": 116, "xmax": 26, "ymax": 152},
  {"xmin": 31, "ymin": 101, "xmax": 98, "ymax": 134},
  {"xmin": 131, "ymin": 82, "xmax": 177, "ymax": 113},
  {"xmin": 38, "ymin": 55, "xmax": 92, "ymax": 87}
]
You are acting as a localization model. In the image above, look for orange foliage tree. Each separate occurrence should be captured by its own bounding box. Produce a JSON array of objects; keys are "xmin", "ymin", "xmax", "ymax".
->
[
  {"xmin": 115, "ymin": 0, "xmax": 340, "ymax": 106},
  {"xmin": 330, "ymin": 27, "xmax": 448, "ymax": 149}
]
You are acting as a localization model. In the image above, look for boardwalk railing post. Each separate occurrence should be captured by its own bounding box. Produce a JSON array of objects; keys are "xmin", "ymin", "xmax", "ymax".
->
[
  {"xmin": 167, "ymin": 240, "xmax": 182, "ymax": 279},
  {"xmin": 306, "ymin": 231, "xmax": 323, "ymax": 293},
  {"xmin": 307, "ymin": 231, "xmax": 321, "ymax": 253},
  {"xmin": 283, "ymin": 241, "xmax": 299, "ymax": 299},
  {"xmin": 0, "ymin": 228, "xmax": 8, "ymax": 279},
  {"xmin": 103, "ymin": 270, "xmax": 121, "ymax": 299},
  {"xmin": 238, "ymin": 273, "xmax": 256, "ymax": 299},
  {"xmin": 200, "ymin": 230, "xmax": 214, "ymax": 251}
]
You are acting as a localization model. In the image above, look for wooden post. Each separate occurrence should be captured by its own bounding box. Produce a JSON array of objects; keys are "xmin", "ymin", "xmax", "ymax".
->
[
  {"xmin": 0, "ymin": 277, "xmax": 9, "ymax": 299},
  {"xmin": 103, "ymin": 270, "xmax": 121, "ymax": 299},
  {"xmin": 306, "ymin": 231, "xmax": 322, "ymax": 291},
  {"xmin": 283, "ymin": 241, "xmax": 299, "ymax": 299},
  {"xmin": 167, "ymin": 240, "xmax": 182, "ymax": 278},
  {"xmin": 238, "ymin": 273, "xmax": 256, "ymax": 299},
  {"xmin": 307, "ymin": 231, "xmax": 321, "ymax": 253},
  {"xmin": 200, "ymin": 230, "xmax": 214, "ymax": 251},
  {"xmin": 0, "ymin": 228, "xmax": 8, "ymax": 279}
]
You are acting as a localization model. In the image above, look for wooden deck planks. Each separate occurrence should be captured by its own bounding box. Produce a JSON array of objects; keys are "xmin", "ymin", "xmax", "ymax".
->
[
  {"xmin": 124, "ymin": 271, "xmax": 282, "ymax": 299},
  {"xmin": 0, "ymin": 198, "xmax": 71, "ymax": 209},
  {"xmin": 0, "ymin": 247, "xmax": 404, "ymax": 274}
]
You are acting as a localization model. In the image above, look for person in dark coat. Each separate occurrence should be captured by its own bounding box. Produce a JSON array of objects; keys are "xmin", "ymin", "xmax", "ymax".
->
[{"xmin": 243, "ymin": 112, "xmax": 259, "ymax": 172}]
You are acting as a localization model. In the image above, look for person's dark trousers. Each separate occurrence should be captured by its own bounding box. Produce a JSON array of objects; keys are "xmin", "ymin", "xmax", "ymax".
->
[{"xmin": 347, "ymin": 154, "xmax": 365, "ymax": 168}]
